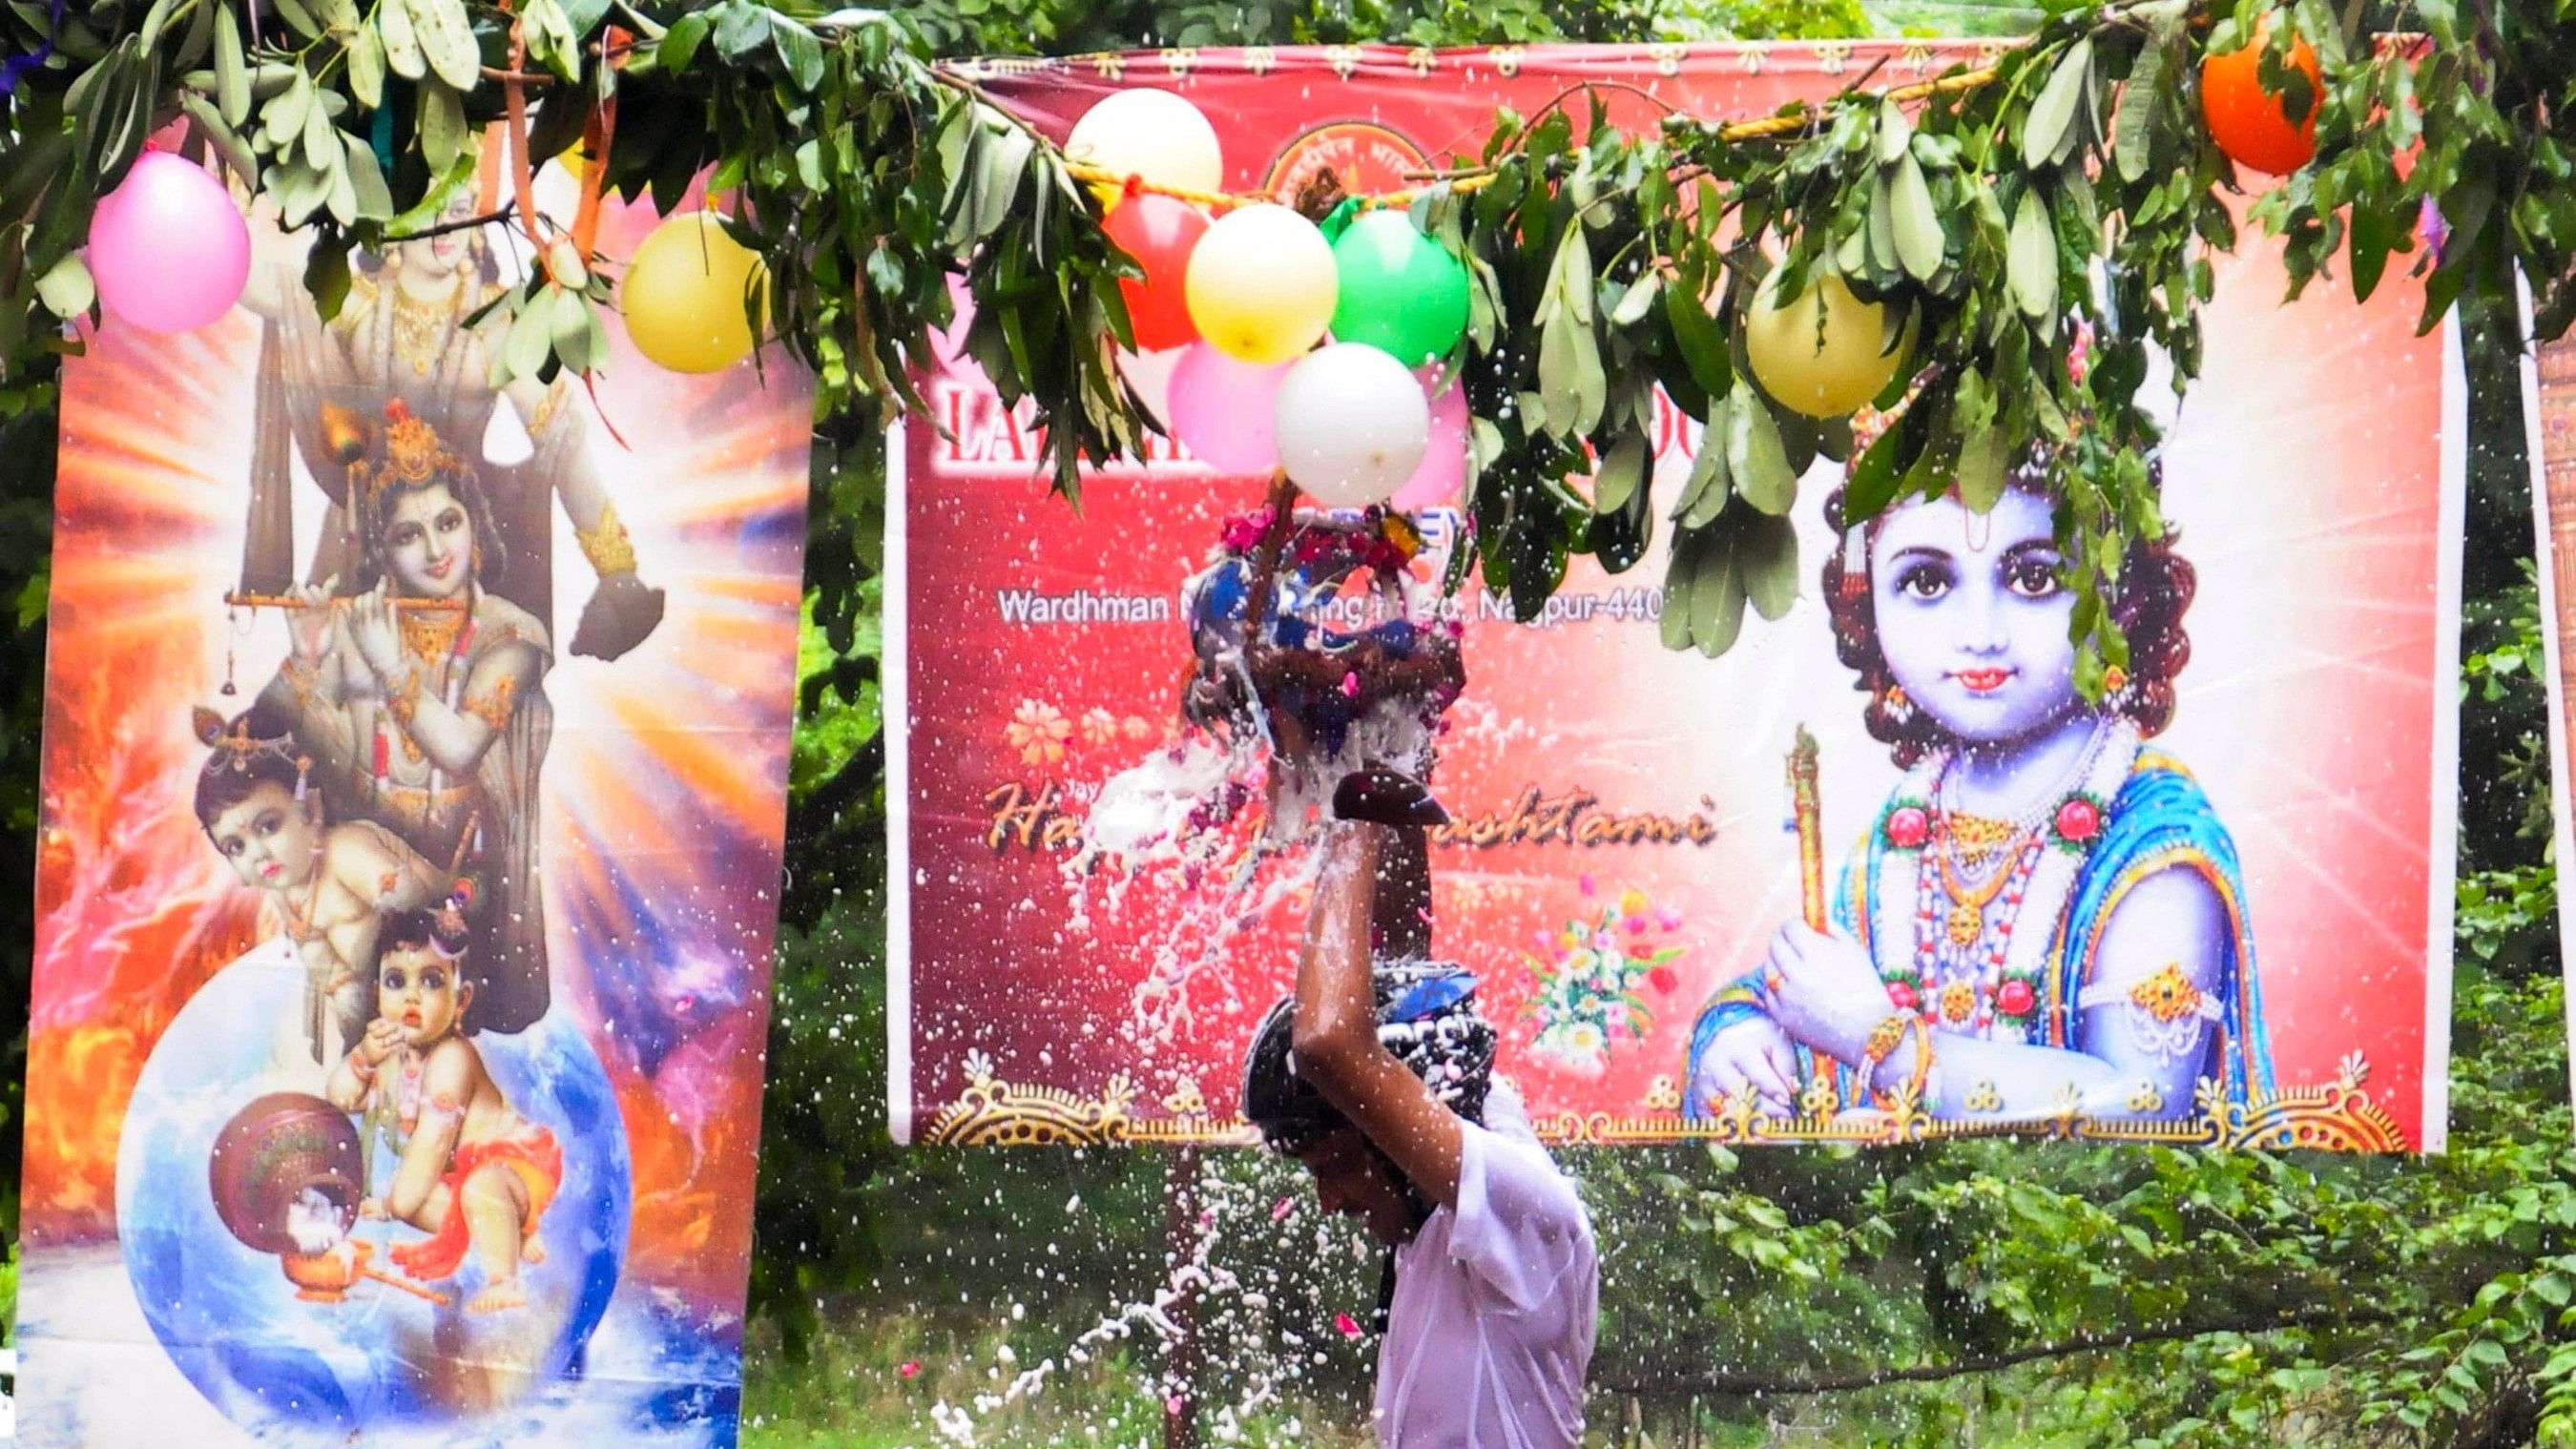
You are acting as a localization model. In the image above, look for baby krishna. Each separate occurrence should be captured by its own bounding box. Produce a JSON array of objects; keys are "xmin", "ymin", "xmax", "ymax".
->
[{"xmin": 324, "ymin": 892, "xmax": 562, "ymax": 1313}]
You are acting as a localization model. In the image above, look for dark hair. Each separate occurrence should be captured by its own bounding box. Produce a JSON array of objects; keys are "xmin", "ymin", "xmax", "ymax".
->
[
  {"xmin": 1242, "ymin": 964, "xmax": 1496, "ymax": 1156},
  {"xmin": 193, "ymin": 702, "xmax": 313, "ymax": 833},
  {"xmin": 358, "ymin": 455, "xmax": 506, "ymax": 594},
  {"xmin": 381, "ymin": 884, "xmax": 473, "ymax": 959},
  {"xmin": 1820, "ymin": 460, "xmax": 2195, "ymax": 768}
]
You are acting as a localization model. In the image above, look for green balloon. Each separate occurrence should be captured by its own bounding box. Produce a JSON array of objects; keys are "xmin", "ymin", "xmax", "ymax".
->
[{"xmin": 1329, "ymin": 210, "xmax": 1469, "ymax": 366}]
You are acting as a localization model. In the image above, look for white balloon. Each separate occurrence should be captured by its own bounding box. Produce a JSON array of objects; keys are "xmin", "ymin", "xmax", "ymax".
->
[
  {"xmin": 1066, "ymin": 89, "xmax": 1224, "ymax": 198},
  {"xmin": 1275, "ymin": 343, "xmax": 1432, "ymax": 508}
]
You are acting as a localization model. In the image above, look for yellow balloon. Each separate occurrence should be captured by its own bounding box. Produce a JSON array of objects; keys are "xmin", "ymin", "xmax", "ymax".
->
[
  {"xmin": 622, "ymin": 212, "xmax": 765, "ymax": 374},
  {"xmin": 1184, "ymin": 203, "xmax": 1336, "ymax": 365},
  {"xmin": 1067, "ymin": 88, "xmax": 1223, "ymax": 211},
  {"xmin": 1742, "ymin": 270, "xmax": 1909, "ymax": 419}
]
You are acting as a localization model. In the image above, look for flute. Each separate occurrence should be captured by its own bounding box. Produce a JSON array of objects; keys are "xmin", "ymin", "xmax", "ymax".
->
[
  {"xmin": 224, "ymin": 591, "xmax": 467, "ymax": 613},
  {"xmin": 1790, "ymin": 725, "xmax": 1826, "ymax": 933}
]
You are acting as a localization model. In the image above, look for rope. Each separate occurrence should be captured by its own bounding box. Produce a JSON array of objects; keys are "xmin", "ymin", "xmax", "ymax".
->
[{"xmin": 1052, "ymin": 64, "xmax": 2003, "ymax": 213}]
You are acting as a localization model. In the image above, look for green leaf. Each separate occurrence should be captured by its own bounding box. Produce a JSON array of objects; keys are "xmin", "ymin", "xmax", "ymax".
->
[
  {"xmin": 1609, "ymin": 271, "xmax": 1658, "ymax": 327},
  {"xmin": 1867, "ymin": 171, "xmax": 1898, "ymax": 274},
  {"xmin": 1727, "ymin": 388, "xmax": 1796, "ymax": 516},
  {"xmin": 377, "ymin": 0, "xmax": 426, "ymax": 81},
  {"xmin": 1875, "ymin": 97, "xmax": 1912, "ymax": 166},
  {"xmin": 1690, "ymin": 528, "xmax": 1746, "ymax": 655},
  {"xmin": 1955, "ymin": 420, "xmax": 2009, "ymax": 514},
  {"xmin": 302, "ymin": 235, "xmax": 351, "ymax": 321},
  {"xmin": 271, "ymin": 0, "xmax": 321, "ymax": 39},
  {"xmin": 2023, "ymin": 39, "xmax": 2093, "ymax": 171},
  {"xmin": 1889, "ymin": 155, "xmax": 1942, "ymax": 282},
  {"xmin": 1592, "ymin": 432, "xmax": 1647, "ymax": 515},
  {"xmin": 2009, "ymin": 188, "xmax": 2054, "ymax": 319},
  {"xmin": 773, "ymin": 19, "xmax": 825, "ymax": 92},
  {"xmin": 214, "ymin": 4, "xmax": 250, "ymax": 126},
  {"xmin": 1663, "ymin": 279, "xmax": 1732, "ymax": 399},
  {"xmin": 1676, "ymin": 428, "xmax": 1731, "ymax": 528},
  {"xmin": 1660, "ymin": 529, "xmax": 1701, "ymax": 652},
  {"xmin": 34, "ymin": 253, "xmax": 93, "ymax": 319},
  {"xmin": 418, "ymin": 79, "xmax": 467, "ymax": 174},
  {"xmin": 1739, "ymin": 512, "xmax": 1797, "ymax": 621},
  {"xmin": 658, "ymin": 10, "xmax": 711, "ymax": 71},
  {"xmin": 2115, "ymin": 29, "xmax": 2169, "ymax": 183},
  {"xmin": 341, "ymin": 129, "xmax": 391, "ymax": 217},
  {"xmin": 403, "ymin": 0, "xmax": 481, "ymax": 92},
  {"xmin": 345, "ymin": 19, "xmax": 384, "ymax": 111}
]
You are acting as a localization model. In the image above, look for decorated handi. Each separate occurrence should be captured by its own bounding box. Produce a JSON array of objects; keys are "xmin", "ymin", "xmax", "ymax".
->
[{"xmin": 1180, "ymin": 473, "xmax": 1465, "ymax": 834}]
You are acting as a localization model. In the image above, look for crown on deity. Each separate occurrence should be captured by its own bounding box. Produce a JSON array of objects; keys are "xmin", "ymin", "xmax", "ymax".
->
[
  {"xmin": 342, "ymin": 399, "xmax": 469, "ymax": 502},
  {"xmin": 193, "ymin": 707, "xmax": 312, "ymax": 798}
]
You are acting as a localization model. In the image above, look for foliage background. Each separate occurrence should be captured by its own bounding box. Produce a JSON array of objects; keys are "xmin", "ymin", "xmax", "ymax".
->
[{"xmin": 3, "ymin": 0, "xmax": 2573, "ymax": 1443}]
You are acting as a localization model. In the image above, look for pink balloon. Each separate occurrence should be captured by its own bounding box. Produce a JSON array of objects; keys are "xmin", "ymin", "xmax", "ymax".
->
[
  {"xmin": 1388, "ymin": 367, "xmax": 1469, "ymax": 513},
  {"xmin": 89, "ymin": 153, "xmax": 250, "ymax": 334},
  {"xmin": 1167, "ymin": 341, "xmax": 1290, "ymax": 475}
]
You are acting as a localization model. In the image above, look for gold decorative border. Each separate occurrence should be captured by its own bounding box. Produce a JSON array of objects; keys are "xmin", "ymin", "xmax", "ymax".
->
[{"xmin": 919, "ymin": 1059, "xmax": 2407, "ymax": 1152}]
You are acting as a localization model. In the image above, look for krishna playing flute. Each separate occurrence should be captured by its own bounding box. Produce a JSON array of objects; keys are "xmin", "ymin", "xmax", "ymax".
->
[{"xmin": 1685, "ymin": 403, "xmax": 2276, "ymax": 1130}]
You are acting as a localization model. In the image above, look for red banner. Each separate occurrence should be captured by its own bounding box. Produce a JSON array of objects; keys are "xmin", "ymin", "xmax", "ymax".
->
[{"xmin": 896, "ymin": 42, "xmax": 2460, "ymax": 1152}]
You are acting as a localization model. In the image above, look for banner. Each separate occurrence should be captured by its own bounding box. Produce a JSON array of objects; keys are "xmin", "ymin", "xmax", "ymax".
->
[
  {"xmin": 894, "ymin": 42, "xmax": 2462, "ymax": 1155},
  {"xmin": 2533, "ymin": 334, "xmax": 2576, "ymax": 1116},
  {"xmin": 16, "ymin": 160, "xmax": 807, "ymax": 1445}
]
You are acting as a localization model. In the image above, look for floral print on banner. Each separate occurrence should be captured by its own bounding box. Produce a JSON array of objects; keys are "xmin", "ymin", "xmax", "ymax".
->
[{"xmin": 1522, "ymin": 878, "xmax": 1687, "ymax": 1075}]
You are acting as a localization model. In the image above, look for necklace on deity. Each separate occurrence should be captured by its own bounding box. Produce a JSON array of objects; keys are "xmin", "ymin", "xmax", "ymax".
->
[{"xmin": 389, "ymin": 272, "xmax": 467, "ymax": 379}]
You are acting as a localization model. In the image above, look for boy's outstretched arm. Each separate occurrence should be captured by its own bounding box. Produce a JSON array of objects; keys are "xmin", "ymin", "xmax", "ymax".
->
[{"xmin": 1289, "ymin": 821, "xmax": 1465, "ymax": 1209}]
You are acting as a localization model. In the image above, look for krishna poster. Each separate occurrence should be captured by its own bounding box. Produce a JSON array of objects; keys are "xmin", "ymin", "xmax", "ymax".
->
[{"xmin": 15, "ymin": 149, "xmax": 805, "ymax": 1445}]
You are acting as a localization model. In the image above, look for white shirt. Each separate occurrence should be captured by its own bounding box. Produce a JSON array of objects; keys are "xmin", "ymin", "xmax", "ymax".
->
[{"xmin": 1374, "ymin": 1121, "xmax": 1598, "ymax": 1447}]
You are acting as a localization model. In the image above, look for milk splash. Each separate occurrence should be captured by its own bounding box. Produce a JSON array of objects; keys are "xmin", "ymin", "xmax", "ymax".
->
[{"xmin": 283, "ymin": 1186, "xmax": 346, "ymax": 1255}]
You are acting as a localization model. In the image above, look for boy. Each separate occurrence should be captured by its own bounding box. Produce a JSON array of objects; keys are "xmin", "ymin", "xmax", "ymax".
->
[
  {"xmin": 1242, "ymin": 774, "xmax": 1598, "ymax": 1446},
  {"xmin": 195, "ymin": 708, "xmax": 445, "ymax": 1064},
  {"xmin": 325, "ymin": 896, "xmax": 561, "ymax": 1313}
]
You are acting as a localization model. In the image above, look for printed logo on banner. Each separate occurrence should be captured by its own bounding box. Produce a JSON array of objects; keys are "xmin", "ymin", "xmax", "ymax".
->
[{"xmin": 1262, "ymin": 120, "xmax": 1430, "ymax": 202}]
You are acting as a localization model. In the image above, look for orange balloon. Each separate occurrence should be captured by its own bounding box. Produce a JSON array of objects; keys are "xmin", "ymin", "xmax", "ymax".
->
[{"xmin": 2200, "ymin": 28, "xmax": 2321, "ymax": 176}]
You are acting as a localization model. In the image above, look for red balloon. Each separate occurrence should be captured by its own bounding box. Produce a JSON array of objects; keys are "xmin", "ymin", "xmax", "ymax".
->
[{"xmin": 1102, "ymin": 193, "xmax": 1209, "ymax": 352}]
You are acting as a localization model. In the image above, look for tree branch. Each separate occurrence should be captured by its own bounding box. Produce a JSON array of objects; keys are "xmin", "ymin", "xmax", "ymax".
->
[{"xmin": 1594, "ymin": 1304, "xmax": 2397, "ymax": 1398}]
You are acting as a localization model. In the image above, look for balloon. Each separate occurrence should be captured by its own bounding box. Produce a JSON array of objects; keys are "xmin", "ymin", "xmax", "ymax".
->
[
  {"xmin": 1387, "ymin": 367, "xmax": 1469, "ymax": 513},
  {"xmin": 87, "ymin": 152, "xmax": 250, "ymax": 333},
  {"xmin": 1168, "ymin": 342, "xmax": 1291, "ymax": 473},
  {"xmin": 1741, "ymin": 269, "xmax": 1907, "ymax": 419},
  {"xmin": 1185, "ymin": 203, "xmax": 1337, "ymax": 365},
  {"xmin": 621, "ymin": 212, "xmax": 766, "ymax": 373},
  {"xmin": 2201, "ymin": 26, "xmax": 2321, "ymax": 176},
  {"xmin": 1329, "ymin": 211, "xmax": 1469, "ymax": 366},
  {"xmin": 1101, "ymin": 193, "xmax": 1209, "ymax": 352},
  {"xmin": 1066, "ymin": 89, "xmax": 1223, "ymax": 209},
  {"xmin": 1275, "ymin": 342, "xmax": 1431, "ymax": 507}
]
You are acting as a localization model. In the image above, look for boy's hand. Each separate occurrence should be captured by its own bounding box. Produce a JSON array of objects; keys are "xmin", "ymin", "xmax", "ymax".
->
[
  {"xmin": 358, "ymin": 1197, "xmax": 388, "ymax": 1220},
  {"xmin": 359, "ymin": 1017, "xmax": 403, "ymax": 1065}
]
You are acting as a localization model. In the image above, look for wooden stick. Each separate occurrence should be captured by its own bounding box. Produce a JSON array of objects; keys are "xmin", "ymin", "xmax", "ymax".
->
[
  {"xmin": 1790, "ymin": 726, "xmax": 1826, "ymax": 933},
  {"xmin": 223, "ymin": 592, "xmax": 467, "ymax": 613},
  {"xmin": 360, "ymin": 1267, "xmax": 451, "ymax": 1305}
]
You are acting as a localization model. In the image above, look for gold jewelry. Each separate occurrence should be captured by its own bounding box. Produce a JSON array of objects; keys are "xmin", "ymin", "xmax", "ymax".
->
[
  {"xmin": 575, "ymin": 501, "xmax": 640, "ymax": 577},
  {"xmin": 1859, "ymin": 1013, "xmax": 1909, "ymax": 1082},
  {"xmin": 346, "ymin": 400, "xmax": 471, "ymax": 504},
  {"xmin": 1933, "ymin": 841, "xmax": 2020, "ymax": 947},
  {"xmin": 398, "ymin": 606, "xmax": 467, "ymax": 668},
  {"xmin": 529, "ymin": 376, "xmax": 569, "ymax": 435},
  {"xmin": 465, "ymin": 673, "xmax": 519, "ymax": 731},
  {"xmin": 389, "ymin": 272, "xmax": 467, "ymax": 377},
  {"xmin": 387, "ymin": 667, "xmax": 424, "ymax": 729},
  {"xmin": 1903, "ymin": 1017, "xmax": 1935, "ymax": 1104}
]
